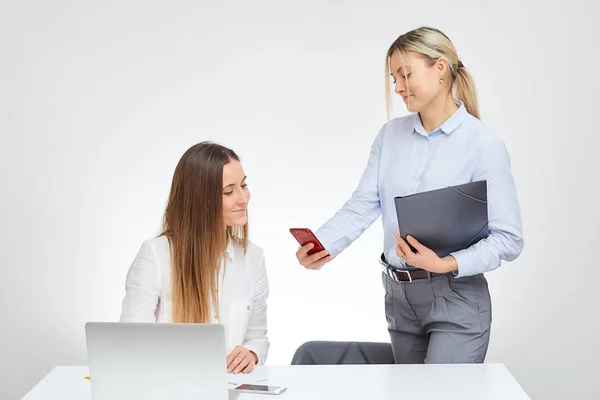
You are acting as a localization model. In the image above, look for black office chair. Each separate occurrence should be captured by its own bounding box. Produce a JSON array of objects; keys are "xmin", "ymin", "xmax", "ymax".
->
[{"xmin": 291, "ymin": 341, "xmax": 395, "ymax": 365}]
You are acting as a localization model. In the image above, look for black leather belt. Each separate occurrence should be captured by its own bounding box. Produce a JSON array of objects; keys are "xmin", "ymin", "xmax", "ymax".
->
[{"xmin": 380, "ymin": 253, "xmax": 447, "ymax": 283}]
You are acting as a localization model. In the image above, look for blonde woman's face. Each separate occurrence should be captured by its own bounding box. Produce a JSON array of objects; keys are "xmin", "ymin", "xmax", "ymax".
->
[
  {"xmin": 222, "ymin": 159, "xmax": 250, "ymax": 227},
  {"xmin": 390, "ymin": 51, "xmax": 442, "ymax": 113}
]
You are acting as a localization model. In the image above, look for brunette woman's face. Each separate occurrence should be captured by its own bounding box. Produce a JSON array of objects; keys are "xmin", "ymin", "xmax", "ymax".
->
[{"xmin": 222, "ymin": 159, "xmax": 250, "ymax": 227}]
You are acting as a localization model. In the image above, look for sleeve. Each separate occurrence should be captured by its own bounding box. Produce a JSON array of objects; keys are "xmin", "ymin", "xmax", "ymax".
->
[
  {"xmin": 119, "ymin": 240, "xmax": 161, "ymax": 322},
  {"xmin": 242, "ymin": 249, "xmax": 270, "ymax": 364},
  {"xmin": 450, "ymin": 136, "xmax": 524, "ymax": 277},
  {"xmin": 314, "ymin": 126, "xmax": 384, "ymax": 259}
]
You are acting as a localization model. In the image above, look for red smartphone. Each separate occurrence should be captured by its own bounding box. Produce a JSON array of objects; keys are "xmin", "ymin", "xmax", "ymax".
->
[{"xmin": 289, "ymin": 228, "xmax": 327, "ymax": 255}]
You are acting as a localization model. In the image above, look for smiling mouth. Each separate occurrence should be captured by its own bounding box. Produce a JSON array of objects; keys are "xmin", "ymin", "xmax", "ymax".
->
[{"xmin": 233, "ymin": 209, "xmax": 246, "ymax": 214}]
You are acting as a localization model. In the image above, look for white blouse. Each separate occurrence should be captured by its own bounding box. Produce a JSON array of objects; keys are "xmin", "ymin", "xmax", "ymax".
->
[{"xmin": 119, "ymin": 236, "xmax": 270, "ymax": 364}]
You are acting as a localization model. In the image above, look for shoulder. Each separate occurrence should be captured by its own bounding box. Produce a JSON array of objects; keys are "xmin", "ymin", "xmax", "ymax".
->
[
  {"xmin": 136, "ymin": 236, "xmax": 171, "ymax": 267},
  {"xmin": 243, "ymin": 241, "xmax": 268, "ymax": 289},
  {"xmin": 124, "ymin": 237, "xmax": 170, "ymax": 286},
  {"xmin": 462, "ymin": 115, "xmax": 503, "ymax": 142},
  {"xmin": 459, "ymin": 116, "xmax": 511, "ymax": 167},
  {"xmin": 234, "ymin": 240, "xmax": 266, "ymax": 277},
  {"xmin": 244, "ymin": 240, "xmax": 265, "ymax": 264},
  {"xmin": 379, "ymin": 113, "xmax": 418, "ymax": 138},
  {"xmin": 364, "ymin": 114, "xmax": 417, "ymax": 152}
]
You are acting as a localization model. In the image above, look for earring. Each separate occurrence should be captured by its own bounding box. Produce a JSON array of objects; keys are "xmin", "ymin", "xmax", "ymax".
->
[{"xmin": 439, "ymin": 78, "xmax": 444, "ymax": 84}]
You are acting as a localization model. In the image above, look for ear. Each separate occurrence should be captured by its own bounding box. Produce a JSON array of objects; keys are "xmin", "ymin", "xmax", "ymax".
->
[{"xmin": 435, "ymin": 57, "xmax": 448, "ymax": 78}]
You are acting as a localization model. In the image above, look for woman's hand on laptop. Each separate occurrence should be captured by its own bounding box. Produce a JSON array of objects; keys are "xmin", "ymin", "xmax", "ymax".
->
[{"xmin": 227, "ymin": 345, "xmax": 258, "ymax": 374}]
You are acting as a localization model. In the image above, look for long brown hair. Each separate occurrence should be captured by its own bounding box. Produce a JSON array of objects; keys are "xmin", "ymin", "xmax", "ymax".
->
[
  {"xmin": 385, "ymin": 26, "xmax": 480, "ymax": 120},
  {"xmin": 161, "ymin": 142, "xmax": 248, "ymax": 323}
]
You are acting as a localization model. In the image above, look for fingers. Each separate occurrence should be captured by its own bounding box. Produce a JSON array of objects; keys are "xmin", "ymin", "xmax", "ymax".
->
[
  {"xmin": 395, "ymin": 242, "xmax": 405, "ymax": 258},
  {"xmin": 393, "ymin": 233, "xmax": 405, "ymax": 258},
  {"xmin": 305, "ymin": 254, "xmax": 333, "ymax": 270},
  {"xmin": 234, "ymin": 355, "xmax": 252, "ymax": 374},
  {"xmin": 392, "ymin": 233, "xmax": 436, "ymax": 270},
  {"xmin": 395, "ymin": 234, "xmax": 414, "ymax": 259},
  {"xmin": 228, "ymin": 350, "xmax": 246, "ymax": 373},
  {"xmin": 397, "ymin": 237, "xmax": 413, "ymax": 256},
  {"xmin": 296, "ymin": 244, "xmax": 332, "ymax": 269},
  {"xmin": 406, "ymin": 235, "xmax": 425, "ymax": 253},
  {"xmin": 243, "ymin": 362, "xmax": 255, "ymax": 374},
  {"xmin": 226, "ymin": 346, "xmax": 240, "ymax": 366},
  {"xmin": 248, "ymin": 350, "xmax": 258, "ymax": 364},
  {"xmin": 296, "ymin": 243, "xmax": 319, "ymax": 261},
  {"xmin": 302, "ymin": 242, "xmax": 314, "ymax": 252},
  {"xmin": 295, "ymin": 243, "xmax": 313, "ymax": 259},
  {"xmin": 226, "ymin": 346, "xmax": 243, "ymax": 371},
  {"xmin": 226, "ymin": 347, "xmax": 258, "ymax": 374},
  {"xmin": 306, "ymin": 249, "xmax": 330, "ymax": 264}
]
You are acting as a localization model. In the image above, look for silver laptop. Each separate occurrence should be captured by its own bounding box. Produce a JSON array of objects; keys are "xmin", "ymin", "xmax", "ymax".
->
[{"xmin": 85, "ymin": 322, "xmax": 228, "ymax": 400}]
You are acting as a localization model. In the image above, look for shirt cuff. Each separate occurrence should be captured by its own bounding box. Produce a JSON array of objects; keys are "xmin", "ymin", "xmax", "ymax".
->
[
  {"xmin": 243, "ymin": 343, "xmax": 266, "ymax": 365},
  {"xmin": 312, "ymin": 231, "xmax": 340, "ymax": 271},
  {"xmin": 449, "ymin": 248, "xmax": 479, "ymax": 278}
]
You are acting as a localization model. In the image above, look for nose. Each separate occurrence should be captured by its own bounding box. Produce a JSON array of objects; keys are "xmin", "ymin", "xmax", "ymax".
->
[
  {"xmin": 237, "ymin": 189, "xmax": 250, "ymax": 205},
  {"xmin": 395, "ymin": 80, "xmax": 406, "ymax": 96}
]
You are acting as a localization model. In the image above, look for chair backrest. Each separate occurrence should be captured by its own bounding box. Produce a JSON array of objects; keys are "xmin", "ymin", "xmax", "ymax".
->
[{"xmin": 291, "ymin": 341, "xmax": 395, "ymax": 365}]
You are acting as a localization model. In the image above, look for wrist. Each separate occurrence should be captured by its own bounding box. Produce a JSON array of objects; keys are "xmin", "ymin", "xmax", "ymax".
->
[
  {"xmin": 440, "ymin": 255, "xmax": 458, "ymax": 273},
  {"xmin": 249, "ymin": 350, "xmax": 258, "ymax": 364}
]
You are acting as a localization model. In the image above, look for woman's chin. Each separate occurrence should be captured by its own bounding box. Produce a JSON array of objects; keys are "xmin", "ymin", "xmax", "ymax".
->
[
  {"xmin": 227, "ymin": 216, "xmax": 248, "ymax": 227},
  {"xmin": 405, "ymin": 101, "xmax": 419, "ymax": 113}
]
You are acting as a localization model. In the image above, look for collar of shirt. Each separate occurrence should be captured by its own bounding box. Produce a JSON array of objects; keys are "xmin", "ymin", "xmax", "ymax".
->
[
  {"xmin": 225, "ymin": 238, "xmax": 241, "ymax": 262},
  {"xmin": 413, "ymin": 99, "xmax": 468, "ymax": 137}
]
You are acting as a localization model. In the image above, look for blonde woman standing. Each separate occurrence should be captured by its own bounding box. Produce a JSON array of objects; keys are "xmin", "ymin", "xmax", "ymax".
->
[
  {"xmin": 120, "ymin": 142, "xmax": 269, "ymax": 374},
  {"xmin": 295, "ymin": 27, "xmax": 523, "ymax": 363}
]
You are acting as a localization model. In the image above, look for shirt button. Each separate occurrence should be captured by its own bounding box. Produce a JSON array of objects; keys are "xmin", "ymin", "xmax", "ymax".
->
[{"xmin": 247, "ymin": 306, "xmax": 251, "ymax": 310}]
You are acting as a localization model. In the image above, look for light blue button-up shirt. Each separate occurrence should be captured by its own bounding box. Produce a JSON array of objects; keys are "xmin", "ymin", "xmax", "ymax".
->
[{"xmin": 315, "ymin": 101, "xmax": 523, "ymax": 277}]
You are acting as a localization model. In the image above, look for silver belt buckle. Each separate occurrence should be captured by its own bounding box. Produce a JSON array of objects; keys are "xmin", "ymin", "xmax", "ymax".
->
[
  {"xmin": 391, "ymin": 267, "xmax": 412, "ymax": 283},
  {"xmin": 380, "ymin": 253, "xmax": 412, "ymax": 283}
]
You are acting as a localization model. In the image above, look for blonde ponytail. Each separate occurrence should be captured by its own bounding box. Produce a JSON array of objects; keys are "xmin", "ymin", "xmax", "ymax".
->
[{"xmin": 454, "ymin": 65, "xmax": 480, "ymax": 119}]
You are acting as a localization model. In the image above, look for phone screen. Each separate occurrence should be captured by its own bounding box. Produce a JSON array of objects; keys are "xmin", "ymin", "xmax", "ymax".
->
[{"xmin": 235, "ymin": 384, "xmax": 272, "ymax": 391}]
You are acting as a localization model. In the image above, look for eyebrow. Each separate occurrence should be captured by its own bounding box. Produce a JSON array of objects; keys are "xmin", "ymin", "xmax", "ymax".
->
[
  {"xmin": 223, "ymin": 176, "xmax": 247, "ymax": 189},
  {"xmin": 391, "ymin": 66, "xmax": 411, "ymax": 76}
]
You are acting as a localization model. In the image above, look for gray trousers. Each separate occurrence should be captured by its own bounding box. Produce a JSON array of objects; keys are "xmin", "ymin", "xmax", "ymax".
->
[{"xmin": 382, "ymin": 271, "xmax": 492, "ymax": 364}]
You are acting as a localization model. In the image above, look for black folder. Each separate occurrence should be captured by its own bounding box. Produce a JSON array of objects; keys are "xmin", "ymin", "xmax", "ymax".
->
[{"xmin": 393, "ymin": 180, "xmax": 489, "ymax": 260}]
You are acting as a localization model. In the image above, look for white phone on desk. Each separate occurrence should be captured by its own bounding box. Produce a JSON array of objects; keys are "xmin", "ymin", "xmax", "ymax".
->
[{"xmin": 233, "ymin": 383, "xmax": 287, "ymax": 395}]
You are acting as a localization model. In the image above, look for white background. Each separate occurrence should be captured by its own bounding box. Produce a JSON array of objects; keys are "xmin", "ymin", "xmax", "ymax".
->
[{"xmin": 2, "ymin": 1, "xmax": 598, "ymax": 399}]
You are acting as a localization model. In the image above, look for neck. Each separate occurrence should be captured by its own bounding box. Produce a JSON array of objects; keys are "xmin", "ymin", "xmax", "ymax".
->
[{"xmin": 419, "ymin": 94, "xmax": 458, "ymax": 133}]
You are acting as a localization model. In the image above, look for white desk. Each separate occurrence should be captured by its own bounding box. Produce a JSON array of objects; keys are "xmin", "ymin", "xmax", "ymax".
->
[{"xmin": 23, "ymin": 364, "xmax": 529, "ymax": 400}]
